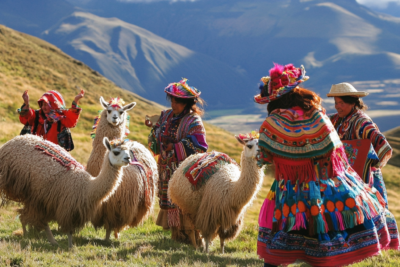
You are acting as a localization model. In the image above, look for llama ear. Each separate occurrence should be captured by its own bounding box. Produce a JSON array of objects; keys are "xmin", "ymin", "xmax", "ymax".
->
[
  {"xmin": 235, "ymin": 135, "xmax": 247, "ymax": 145},
  {"xmin": 122, "ymin": 102, "xmax": 136, "ymax": 112},
  {"xmin": 100, "ymin": 96, "xmax": 108, "ymax": 109},
  {"xmin": 103, "ymin": 137, "xmax": 111, "ymax": 151}
]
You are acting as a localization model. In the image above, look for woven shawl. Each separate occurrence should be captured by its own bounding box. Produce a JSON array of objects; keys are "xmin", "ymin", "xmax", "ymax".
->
[{"xmin": 259, "ymin": 108, "xmax": 342, "ymax": 160}]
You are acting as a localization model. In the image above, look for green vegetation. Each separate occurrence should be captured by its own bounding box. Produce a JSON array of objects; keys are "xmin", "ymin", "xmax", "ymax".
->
[
  {"xmin": 385, "ymin": 126, "xmax": 400, "ymax": 168},
  {"xmin": 1, "ymin": 24, "xmax": 400, "ymax": 266}
]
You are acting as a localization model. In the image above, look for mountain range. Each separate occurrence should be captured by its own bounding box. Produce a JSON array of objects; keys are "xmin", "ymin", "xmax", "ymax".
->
[{"xmin": 0, "ymin": 0, "xmax": 400, "ymax": 131}]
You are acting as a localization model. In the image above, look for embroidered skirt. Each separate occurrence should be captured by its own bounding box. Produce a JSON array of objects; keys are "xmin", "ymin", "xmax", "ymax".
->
[{"xmin": 257, "ymin": 169, "xmax": 399, "ymax": 266}]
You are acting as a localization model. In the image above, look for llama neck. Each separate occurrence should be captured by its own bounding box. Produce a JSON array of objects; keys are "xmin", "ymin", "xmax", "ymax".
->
[
  {"xmin": 87, "ymin": 153, "xmax": 124, "ymax": 204},
  {"xmin": 229, "ymin": 152, "xmax": 264, "ymax": 209},
  {"xmin": 86, "ymin": 110, "xmax": 126, "ymax": 176}
]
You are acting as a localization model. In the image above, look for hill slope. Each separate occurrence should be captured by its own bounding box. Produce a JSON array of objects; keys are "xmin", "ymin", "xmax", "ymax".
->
[
  {"xmin": 0, "ymin": 24, "xmax": 242, "ymax": 163},
  {"xmin": 385, "ymin": 126, "xmax": 400, "ymax": 168},
  {"xmin": 41, "ymin": 12, "xmax": 252, "ymax": 109}
]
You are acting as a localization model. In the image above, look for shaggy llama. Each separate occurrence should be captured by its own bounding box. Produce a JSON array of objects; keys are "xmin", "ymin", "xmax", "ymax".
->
[
  {"xmin": 168, "ymin": 135, "xmax": 264, "ymax": 253},
  {"xmin": 0, "ymin": 135, "xmax": 131, "ymax": 248},
  {"xmin": 87, "ymin": 97, "xmax": 158, "ymax": 240}
]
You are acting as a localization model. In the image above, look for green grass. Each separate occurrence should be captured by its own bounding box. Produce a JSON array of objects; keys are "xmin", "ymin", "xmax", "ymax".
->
[{"xmin": 1, "ymin": 164, "xmax": 400, "ymax": 267}]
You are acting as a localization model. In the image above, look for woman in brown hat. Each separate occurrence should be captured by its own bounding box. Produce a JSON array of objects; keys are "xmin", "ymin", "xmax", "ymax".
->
[{"xmin": 327, "ymin": 83, "xmax": 392, "ymax": 206}]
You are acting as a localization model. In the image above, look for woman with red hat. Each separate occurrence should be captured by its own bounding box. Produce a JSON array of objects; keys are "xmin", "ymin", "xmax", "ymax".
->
[{"xmin": 18, "ymin": 89, "xmax": 84, "ymax": 150}]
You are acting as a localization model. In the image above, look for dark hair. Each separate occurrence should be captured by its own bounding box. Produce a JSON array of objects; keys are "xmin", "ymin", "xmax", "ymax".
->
[
  {"xmin": 166, "ymin": 95, "xmax": 206, "ymax": 116},
  {"xmin": 336, "ymin": 96, "xmax": 368, "ymax": 111},
  {"xmin": 267, "ymin": 87, "xmax": 323, "ymax": 114}
]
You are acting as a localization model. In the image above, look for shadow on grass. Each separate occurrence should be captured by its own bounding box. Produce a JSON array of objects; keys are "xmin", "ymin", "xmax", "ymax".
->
[
  {"xmin": 1, "ymin": 227, "xmax": 121, "ymax": 251},
  {"xmin": 114, "ymin": 236, "xmax": 262, "ymax": 266}
]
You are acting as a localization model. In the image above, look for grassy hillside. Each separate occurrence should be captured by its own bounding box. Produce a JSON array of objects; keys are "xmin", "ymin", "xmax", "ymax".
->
[
  {"xmin": 1, "ymin": 24, "xmax": 400, "ymax": 266},
  {"xmin": 0, "ymin": 24, "xmax": 242, "ymax": 164},
  {"xmin": 385, "ymin": 126, "xmax": 400, "ymax": 168}
]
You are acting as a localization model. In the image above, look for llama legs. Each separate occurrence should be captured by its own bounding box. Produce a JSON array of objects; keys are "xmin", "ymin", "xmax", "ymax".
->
[
  {"xmin": 220, "ymin": 238, "xmax": 225, "ymax": 254},
  {"xmin": 105, "ymin": 228, "xmax": 111, "ymax": 241},
  {"xmin": 114, "ymin": 230, "xmax": 120, "ymax": 239},
  {"xmin": 21, "ymin": 222, "xmax": 27, "ymax": 236},
  {"xmin": 205, "ymin": 237, "xmax": 210, "ymax": 253},
  {"xmin": 44, "ymin": 224, "xmax": 58, "ymax": 246},
  {"xmin": 67, "ymin": 231, "xmax": 73, "ymax": 248}
]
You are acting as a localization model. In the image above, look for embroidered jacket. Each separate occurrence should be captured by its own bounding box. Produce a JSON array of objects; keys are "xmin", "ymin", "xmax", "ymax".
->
[
  {"xmin": 148, "ymin": 108, "xmax": 208, "ymax": 209},
  {"xmin": 329, "ymin": 109, "xmax": 392, "ymax": 168},
  {"xmin": 19, "ymin": 101, "xmax": 81, "ymax": 145}
]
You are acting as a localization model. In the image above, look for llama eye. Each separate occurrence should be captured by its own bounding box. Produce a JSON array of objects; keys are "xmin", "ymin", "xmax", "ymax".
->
[
  {"xmin": 119, "ymin": 111, "xmax": 124, "ymax": 115},
  {"xmin": 113, "ymin": 152, "xmax": 120, "ymax": 156},
  {"xmin": 246, "ymin": 145, "xmax": 253, "ymax": 149},
  {"xmin": 107, "ymin": 110, "xmax": 111, "ymax": 114}
]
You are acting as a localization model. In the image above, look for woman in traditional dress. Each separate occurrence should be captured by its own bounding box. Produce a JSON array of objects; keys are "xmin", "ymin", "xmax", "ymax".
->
[
  {"xmin": 255, "ymin": 63, "xmax": 399, "ymax": 267},
  {"xmin": 19, "ymin": 89, "xmax": 84, "ymax": 150},
  {"xmin": 327, "ymin": 83, "xmax": 392, "ymax": 206},
  {"xmin": 146, "ymin": 78, "xmax": 208, "ymax": 244}
]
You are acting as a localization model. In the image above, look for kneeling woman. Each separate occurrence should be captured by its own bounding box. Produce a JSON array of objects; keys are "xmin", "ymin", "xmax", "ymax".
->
[
  {"xmin": 255, "ymin": 64, "xmax": 399, "ymax": 267},
  {"xmin": 146, "ymin": 79, "xmax": 208, "ymax": 244}
]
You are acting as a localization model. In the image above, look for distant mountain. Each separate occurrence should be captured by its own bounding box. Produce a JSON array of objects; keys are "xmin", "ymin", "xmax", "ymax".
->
[
  {"xmin": 41, "ymin": 12, "xmax": 252, "ymax": 108},
  {"xmin": 0, "ymin": 0, "xmax": 74, "ymax": 36},
  {"xmin": 0, "ymin": 24, "xmax": 243, "ymax": 163},
  {"xmin": 1, "ymin": 0, "xmax": 400, "ymax": 130},
  {"xmin": 66, "ymin": 0, "xmax": 400, "ymax": 113}
]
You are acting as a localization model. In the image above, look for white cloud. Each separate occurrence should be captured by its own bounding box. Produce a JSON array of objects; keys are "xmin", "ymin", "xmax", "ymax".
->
[{"xmin": 356, "ymin": 0, "xmax": 400, "ymax": 9}]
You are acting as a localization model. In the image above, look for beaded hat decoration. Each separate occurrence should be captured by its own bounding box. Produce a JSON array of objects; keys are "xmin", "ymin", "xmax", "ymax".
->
[
  {"xmin": 164, "ymin": 78, "xmax": 201, "ymax": 99},
  {"xmin": 109, "ymin": 97, "xmax": 125, "ymax": 109},
  {"xmin": 254, "ymin": 63, "xmax": 309, "ymax": 104},
  {"xmin": 237, "ymin": 131, "xmax": 259, "ymax": 141}
]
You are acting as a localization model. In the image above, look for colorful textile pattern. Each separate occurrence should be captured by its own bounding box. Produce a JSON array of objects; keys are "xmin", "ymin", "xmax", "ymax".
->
[
  {"xmin": 18, "ymin": 101, "xmax": 81, "ymax": 145},
  {"xmin": 164, "ymin": 78, "xmax": 201, "ymax": 99},
  {"xmin": 256, "ymin": 107, "xmax": 399, "ymax": 266},
  {"xmin": 330, "ymin": 109, "xmax": 392, "ymax": 205},
  {"xmin": 183, "ymin": 151, "xmax": 238, "ymax": 190},
  {"xmin": 35, "ymin": 139, "xmax": 84, "ymax": 170},
  {"xmin": 129, "ymin": 146, "xmax": 154, "ymax": 205},
  {"xmin": 342, "ymin": 140, "xmax": 379, "ymax": 183},
  {"xmin": 254, "ymin": 64, "xmax": 309, "ymax": 104},
  {"xmin": 257, "ymin": 108, "xmax": 342, "ymax": 161},
  {"xmin": 90, "ymin": 111, "xmax": 130, "ymax": 139},
  {"xmin": 330, "ymin": 109, "xmax": 392, "ymax": 168},
  {"xmin": 148, "ymin": 108, "xmax": 207, "ymax": 226}
]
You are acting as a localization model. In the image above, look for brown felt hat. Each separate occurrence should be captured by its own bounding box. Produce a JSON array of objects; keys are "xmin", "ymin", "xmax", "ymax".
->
[{"xmin": 327, "ymin": 83, "xmax": 369, "ymax": 97}]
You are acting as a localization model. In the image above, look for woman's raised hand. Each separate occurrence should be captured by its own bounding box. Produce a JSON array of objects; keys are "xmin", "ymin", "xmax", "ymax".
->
[
  {"xmin": 22, "ymin": 90, "xmax": 29, "ymax": 106},
  {"xmin": 74, "ymin": 88, "xmax": 85, "ymax": 104}
]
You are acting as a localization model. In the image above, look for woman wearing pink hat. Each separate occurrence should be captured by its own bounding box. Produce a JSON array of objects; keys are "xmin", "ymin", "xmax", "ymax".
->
[
  {"xmin": 18, "ymin": 89, "xmax": 84, "ymax": 151},
  {"xmin": 255, "ymin": 65, "xmax": 398, "ymax": 267},
  {"xmin": 145, "ymin": 78, "xmax": 208, "ymax": 245}
]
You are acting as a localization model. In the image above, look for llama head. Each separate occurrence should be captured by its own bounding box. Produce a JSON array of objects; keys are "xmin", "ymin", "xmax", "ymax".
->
[
  {"xmin": 235, "ymin": 133, "xmax": 259, "ymax": 159},
  {"xmin": 103, "ymin": 137, "xmax": 131, "ymax": 167},
  {"xmin": 100, "ymin": 96, "xmax": 136, "ymax": 126}
]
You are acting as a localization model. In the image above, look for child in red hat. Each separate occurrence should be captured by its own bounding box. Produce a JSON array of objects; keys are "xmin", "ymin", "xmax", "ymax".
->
[{"xmin": 18, "ymin": 89, "xmax": 84, "ymax": 149}]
